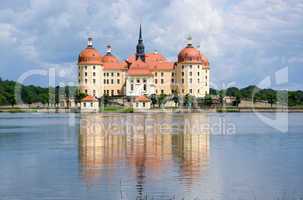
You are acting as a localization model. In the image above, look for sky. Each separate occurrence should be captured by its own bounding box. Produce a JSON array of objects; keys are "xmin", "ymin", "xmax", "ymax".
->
[{"xmin": 0, "ymin": 0, "xmax": 302, "ymax": 90}]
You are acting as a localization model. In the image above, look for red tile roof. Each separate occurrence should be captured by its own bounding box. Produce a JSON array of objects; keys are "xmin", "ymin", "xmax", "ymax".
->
[
  {"xmin": 135, "ymin": 95, "xmax": 150, "ymax": 102},
  {"xmin": 128, "ymin": 59, "xmax": 153, "ymax": 76},
  {"xmin": 127, "ymin": 52, "xmax": 167, "ymax": 63},
  {"xmin": 78, "ymin": 47, "xmax": 103, "ymax": 65},
  {"xmin": 82, "ymin": 95, "xmax": 97, "ymax": 101},
  {"xmin": 178, "ymin": 45, "xmax": 209, "ymax": 66},
  {"xmin": 127, "ymin": 52, "xmax": 174, "ymax": 72},
  {"xmin": 103, "ymin": 62, "xmax": 128, "ymax": 70}
]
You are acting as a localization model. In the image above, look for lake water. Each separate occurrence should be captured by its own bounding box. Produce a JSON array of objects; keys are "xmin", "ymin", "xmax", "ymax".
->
[{"xmin": 0, "ymin": 112, "xmax": 302, "ymax": 200}]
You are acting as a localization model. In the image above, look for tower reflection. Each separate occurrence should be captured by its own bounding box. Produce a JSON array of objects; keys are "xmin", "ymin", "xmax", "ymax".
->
[{"xmin": 79, "ymin": 113, "xmax": 209, "ymax": 197}]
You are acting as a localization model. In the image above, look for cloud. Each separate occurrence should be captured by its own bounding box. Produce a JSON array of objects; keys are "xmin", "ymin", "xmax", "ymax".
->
[{"xmin": 0, "ymin": 0, "xmax": 302, "ymax": 89}]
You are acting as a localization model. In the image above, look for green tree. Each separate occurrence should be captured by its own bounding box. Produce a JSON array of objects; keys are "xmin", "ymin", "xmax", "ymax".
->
[
  {"xmin": 158, "ymin": 94, "xmax": 166, "ymax": 108},
  {"xmin": 172, "ymin": 94, "xmax": 179, "ymax": 107},
  {"xmin": 150, "ymin": 94, "xmax": 157, "ymax": 108},
  {"xmin": 204, "ymin": 95, "xmax": 212, "ymax": 107},
  {"xmin": 75, "ymin": 89, "xmax": 86, "ymax": 104},
  {"xmin": 184, "ymin": 94, "xmax": 193, "ymax": 108},
  {"xmin": 233, "ymin": 95, "xmax": 241, "ymax": 107},
  {"xmin": 7, "ymin": 94, "xmax": 16, "ymax": 107}
]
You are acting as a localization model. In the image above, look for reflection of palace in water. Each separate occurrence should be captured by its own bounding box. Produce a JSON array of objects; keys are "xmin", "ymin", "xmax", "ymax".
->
[{"xmin": 79, "ymin": 113, "xmax": 209, "ymax": 196}]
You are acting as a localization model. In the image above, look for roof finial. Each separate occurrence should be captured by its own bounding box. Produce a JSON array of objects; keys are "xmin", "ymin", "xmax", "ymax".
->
[
  {"xmin": 139, "ymin": 24, "xmax": 143, "ymax": 41},
  {"xmin": 87, "ymin": 37, "xmax": 93, "ymax": 47},
  {"xmin": 187, "ymin": 35, "xmax": 192, "ymax": 47},
  {"xmin": 106, "ymin": 45, "xmax": 112, "ymax": 54}
]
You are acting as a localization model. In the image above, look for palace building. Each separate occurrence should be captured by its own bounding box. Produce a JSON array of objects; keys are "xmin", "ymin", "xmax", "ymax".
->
[{"xmin": 77, "ymin": 25, "xmax": 210, "ymax": 109}]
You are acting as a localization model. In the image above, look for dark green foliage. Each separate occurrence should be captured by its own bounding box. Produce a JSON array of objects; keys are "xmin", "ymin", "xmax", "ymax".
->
[
  {"xmin": 184, "ymin": 94, "xmax": 193, "ymax": 108},
  {"xmin": 150, "ymin": 94, "xmax": 157, "ymax": 108},
  {"xmin": 0, "ymin": 77, "xmax": 302, "ymax": 107},
  {"xmin": 204, "ymin": 95, "xmax": 212, "ymax": 106},
  {"xmin": 0, "ymin": 78, "xmax": 81, "ymax": 106},
  {"xmin": 158, "ymin": 94, "xmax": 167, "ymax": 108},
  {"xmin": 211, "ymin": 85, "xmax": 302, "ymax": 106}
]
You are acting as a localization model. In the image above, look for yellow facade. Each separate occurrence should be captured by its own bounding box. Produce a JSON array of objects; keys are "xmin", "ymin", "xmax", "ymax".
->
[{"xmin": 103, "ymin": 70, "xmax": 127, "ymax": 96}]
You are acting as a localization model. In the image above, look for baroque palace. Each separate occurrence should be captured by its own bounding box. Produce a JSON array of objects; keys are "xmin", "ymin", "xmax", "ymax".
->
[{"xmin": 77, "ymin": 26, "xmax": 210, "ymax": 110}]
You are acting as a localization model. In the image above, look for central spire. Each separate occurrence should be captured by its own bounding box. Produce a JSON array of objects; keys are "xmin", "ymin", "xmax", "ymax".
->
[{"xmin": 136, "ymin": 24, "xmax": 145, "ymax": 62}]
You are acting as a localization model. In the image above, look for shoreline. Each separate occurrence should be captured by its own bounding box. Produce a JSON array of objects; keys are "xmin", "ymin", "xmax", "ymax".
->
[{"xmin": 0, "ymin": 107, "xmax": 302, "ymax": 113}]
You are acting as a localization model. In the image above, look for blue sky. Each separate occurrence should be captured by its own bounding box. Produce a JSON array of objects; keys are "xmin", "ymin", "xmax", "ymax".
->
[{"xmin": 0, "ymin": 0, "xmax": 302, "ymax": 90}]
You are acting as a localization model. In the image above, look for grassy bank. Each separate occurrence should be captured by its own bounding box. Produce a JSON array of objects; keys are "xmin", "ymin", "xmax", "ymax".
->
[
  {"xmin": 100, "ymin": 106, "xmax": 134, "ymax": 113},
  {"xmin": 0, "ymin": 107, "xmax": 38, "ymax": 113}
]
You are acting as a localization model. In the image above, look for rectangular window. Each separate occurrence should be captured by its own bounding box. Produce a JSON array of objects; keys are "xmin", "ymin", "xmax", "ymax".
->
[
  {"xmin": 93, "ymin": 66, "xmax": 96, "ymax": 70},
  {"xmin": 111, "ymin": 79, "xmax": 114, "ymax": 84},
  {"xmin": 85, "ymin": 79, "xmax": 87, "ymax": 84},
  {"xmin": 111, "ymin": 72, "xmax": 114, "ymax": 77},
  {"xmin": 197, "ymin": 72, "xmax": 200, "ymax": 76},
  {"xmin": 117, "ymin": 79, "xmax": 120, "ymax": 84},
  {"xmin": 93, "ymin": 79, "xmax": 96, "ymax": 84},
  {"xmin": 155, "ymin": 79, "xmax": 158, "ymax": 84},
  {"xmin": 190, "ymin": 89, "xmax": 192, "ymax": 94},
  {"xmin": 104, "ymin": 73, "xmax": 106, "ymax": 76},
  {"xmin": 131, "ymin": 84, "xmax": 133, "ymax": 91},
  {"xmin": 117, "ymin": 90, "xmax": 120, "ymax": 94},
  {"xmin": 117, "ymin": 73, "xmax": 120, "ymax": 76},
  {"xmin": 143, "ymin": 79, "xmax": 146, "ymax": 83},
  {"xmin": 111, "ymin": 90, "xmax": 114, "ymax": 96},
  {"xmin": 143, "ymin": 102, "xmax": 145, "ymax": 107},
  {"xmin": 182, "ymin": 79, "xmax": 184, "ymax": 84},
  {"xmin": 85, "ymin": 66, "xmax": 87, "ymax": 70},
  {"xmin": 85, "ymin": 72, "xmax": 87, "ymax": 76},
  {"xmin": 161, "ymin": 72, "xmax": 164, "ymax": 77},
  {"xmin": 161, "ymin": 90, "xmax": 164, "ymax": 94},
  {"xmin": 189, "ymin": 72, "xmax": 192, "ymax": 76},
  {"xmin": 90, "ymin": 102, "xmax": 93, "ymax": 107},
  {"xmin": 107, "ymin": 80, "xmax": 109, "ymax": 84},
  {"xmin": 182, "ymin": 72, "xmax": 184, "ymax": 76},
  {"xmin": 155, "ymin": 72, "xmax": 157, "ymax": 76},
  {"xmin": 137, "ymin": 79, "xmax": 140, "ymax": 83},
  {"xmin": 104, "ymin": 79, "xmax": 106, "ymax": 84},
  {"xmin": 93, "ymin": 72, "xmax": 96, "ymax": 76},
  {"xmin": 171, "ymin": 79, "xmax": 174, "ymax": 83},
  {"xmin": 172, "ymin": 72, "xmax": 174, "ymax": 76},
  {"xmin": 136, "ymin": 102, "xmax": 138, "ymax": 107},
  {"xmin": 190, "ymin": 65, "xmax": 192, "ymax": 69},
  {"xmin": 93, "ymin": 90, "xmax": 96, "ymax": 96},
  {"xmin": 182, "ymin": 65, "xmax": 184, "ymax": 69},
  {"xmin": 161, "ymin": 79, "xmax": 164, "ymax": 84},
  {"xmin": 198, "ymin": 89, "xmax": 200, "ymax": 93},
  {"xmin": 85, "ymin": 89, "xmax": 88, "ymax": 94},
  {"xmin": 83, "ymin": 102, "xmax": 86, "ymax": 107},
  {"xmin": 143, "ymin": 84, "xmax": 146, "ymax": 91},
  {"xmin": 190, "ymin": 78, "xmax": 192, "ymax": 83},
  {"xmin": 198, "ymin": 79, "xmax": 200, "ymax": 83}
]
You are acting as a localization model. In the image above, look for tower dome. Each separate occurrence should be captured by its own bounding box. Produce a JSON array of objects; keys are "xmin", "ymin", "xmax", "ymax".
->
[
  {"xmin": 102, "ymin": 45, "xmax": 119, "ymax": 63},
  {"xmin": 78, "ymin": 37, "xmax": 103, "ymax": 65},
  {"xmin": 178, "ymin": 36, "xmax": 209, "ymax": 65}
]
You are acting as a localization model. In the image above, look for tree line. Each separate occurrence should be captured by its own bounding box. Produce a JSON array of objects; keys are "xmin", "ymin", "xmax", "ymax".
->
[{"xmin": 0, "ymin": 78, "xmax": 302, "ymax": 107}]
